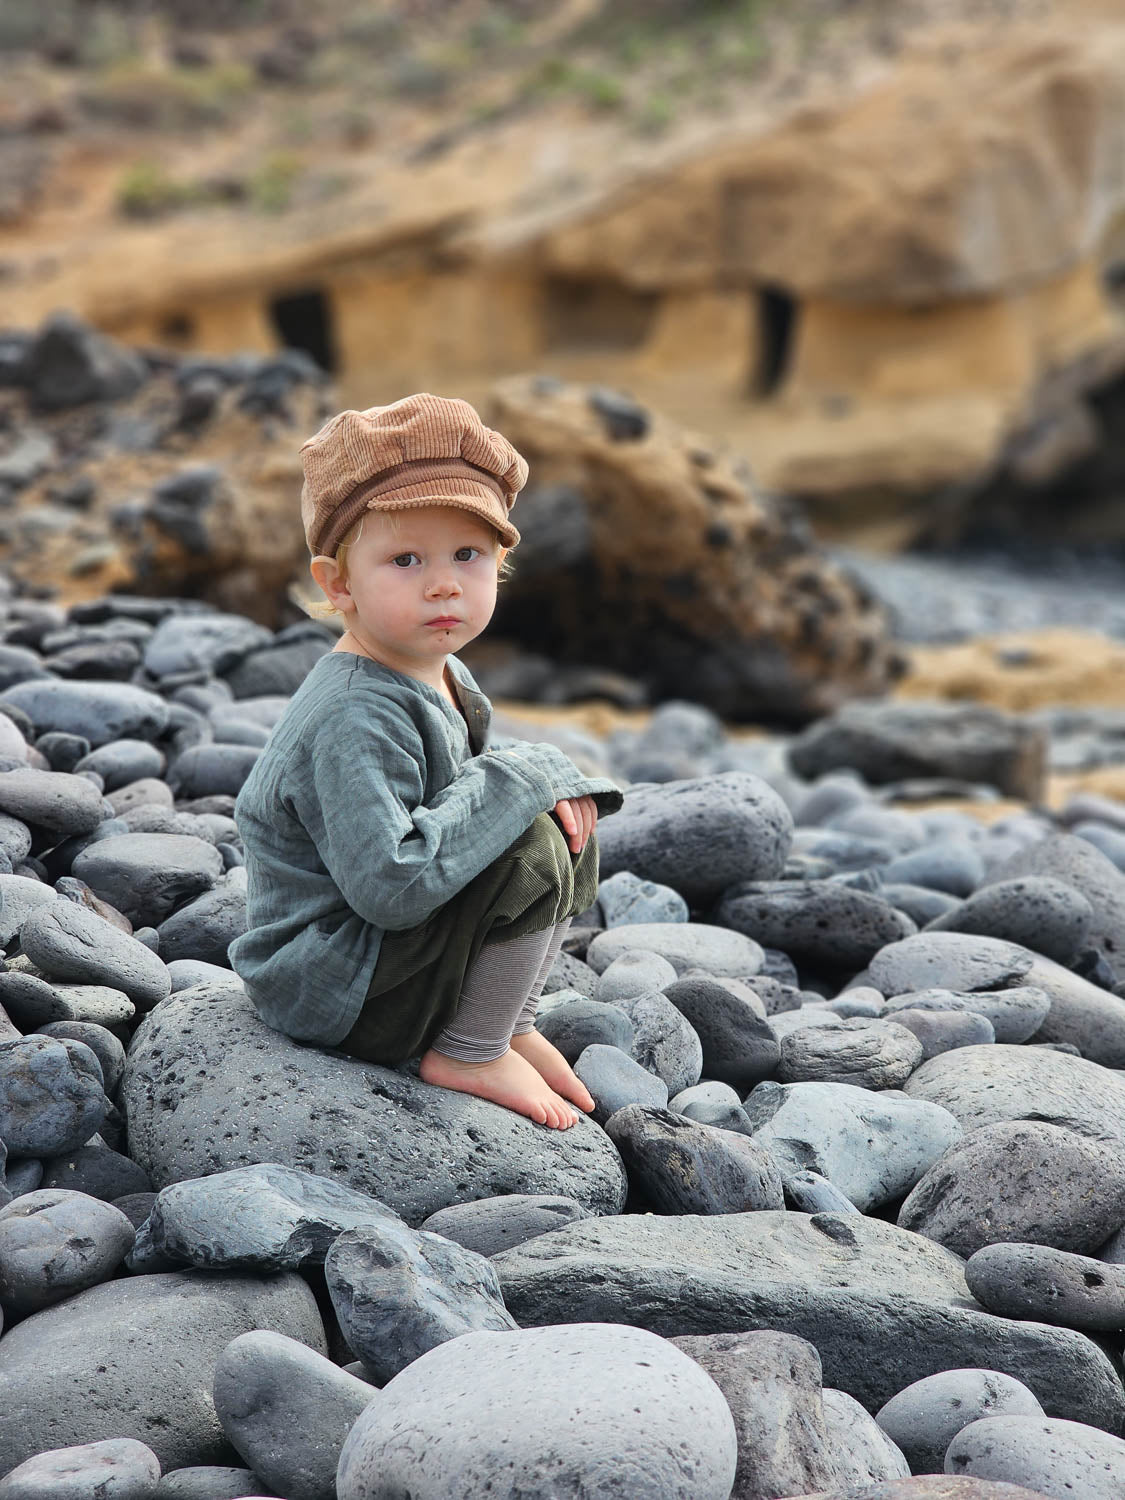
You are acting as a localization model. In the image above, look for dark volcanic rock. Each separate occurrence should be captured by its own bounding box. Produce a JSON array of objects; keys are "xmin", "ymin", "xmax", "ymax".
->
[
  {"xmin": 122, "ymin": 988, "xmax": 627, "ymax": 1225},
  {"xmin": 663, "ymin": 973, "xmax": 779, "ymax": 1091},
  {"xmin": 965, "ymin": 1243, "xmax": 1125, "ymax": 1333},
  {"xmin": 898, "ymin": 1119, "xmax": 1125, "ymax": 1258},
  {"xmin": 604, "ymin": 1105, "xmax": 785, "ymax": 1215},
  {"xmin": 714, "ymin": 880, "xmax": 911, "ymax": 971},
  {"xmin": 595, "ymin": 773, "xmax": 793, "ymax": 905},
  {"xmin": 0, "ymin": 1270, "xmax": 324, "ymax": 1475},
  {"xmin": 787, "ymin": 701, "xmax": 1046, "ymax": 801},
  {"xmin": 926, "ymin": 876, "xmax": 1094, "ymax": 966}
]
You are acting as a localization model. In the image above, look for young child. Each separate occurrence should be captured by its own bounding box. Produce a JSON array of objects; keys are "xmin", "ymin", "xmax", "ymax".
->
[{"xmin": 229, "ymin": 392, "xmax": 623, "ymax": 1129}]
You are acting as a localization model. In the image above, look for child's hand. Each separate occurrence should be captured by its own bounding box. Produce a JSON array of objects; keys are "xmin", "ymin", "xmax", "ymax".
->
[{"xmin": 553, "ymin": 795, "xmax": 598, "ymax": 854}]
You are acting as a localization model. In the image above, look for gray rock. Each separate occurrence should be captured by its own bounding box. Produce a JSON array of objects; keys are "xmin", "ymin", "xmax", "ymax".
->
[
  {"xmin": 965, "ymin": 1242, "xmax": 1125, "ymax": 1334},
  {"xmin": 75, "ymin": 740, "xmax": 166, "ymax": 793},
  {"xmin": 884, "ymin": 987, "xmax": 1050, "ymax": 1045},
  {"xmin": 982, "ymin": 833, "xmax": 1125, "ymax": 982},
  {"xmin": 0, "ymin": 1036, "xmax": 106, "ymax": 1157},
  {"xmin": 670, "ymin": 1330, "xmax": 838, "ymax": 1500},
  {"xmin": 46, "ymin": 984, "xmax": 134, "ymax": 1027},
  {"xmin": 714, "ymin": 881, "xmax": 911, "ymax": 971},
  {"xmin": 787, "ymin": 701, "xmax": 1046, "ymax": 801},
  {"xmin": 73, "ymin": 833, "xmax": 224, "ymax": 926},
  {"xmin": 35, "ymin": 1022, "xmax": 126, "ymax": 1094},
  {"xmin": 823, "ymin": 1387, "xmax": 911, "ymax": 1486},
  {"xmin": 144, "ymin": 614, "xmax": 272, "ymax": 681},
  {"xmin": 324, "ymin": 1221, "xmax": 517, "ymax": 1384},
  {"xmin": 19, "ymin": 899, "xmax": 171, "ymax": 1009},
  {"xmin": 0, "ymin": 875, "xmax": 57, "ymax": 944},
  {"xmin": 0, "ymin": 814, "xmax": 31, "ymax": 869},
  {"xmin": 881, "ymin": 840, "xmax": 986, "ymax": 898},
  {"xmin": 534, "ymin": 997, "xmax": 634, "ymax": 1063},
  {"xmin": 573, "ymin": 1043, "xmax": 669, "ymax": 1125},
  {"xmin": 335, "ymin": 1322, "xmax": 738, "ymax": 1500},
  {"xmin": 4, "ymin": 1161, "xmax": 41, "ymax": 1198},
  {"xmin": 0, "ymin": 1438, "xmax": 161, "ymax": 1499},
  {"xmin": 131, "ymin": 1163, "xmax": 404, "ymax": 1273},
  {"xmin": 596, "ymin": 773, "xmax": 794, "ymax": 906},
  {"xmin": 783, "ymin": 1170, "xmax": 862, "ymax": 1215},
  {"xmin": 155, "ymin": 1468, "xmax": 266, "ymax": 1499},
  {"xmin": 41, "ymin": 1142, "xmax": 151, "ymax": 1202},
  {"xmin": 213, "ymin": 1330, "xmax": 374, "ymax": 1500},
  {"xmin": 604, "ymin": 1105, "xmax": 785, "ymax": 1214},
  {"xmin": 493, "ymin": 1212, "xmax": 1125, "ymax": 1428},
  {"xmin": 122, "ymin": 989, "xmax": 627, "ymax": 1224},
  {"xmin": 166, "ymin": 959, "xmax": 242, "ymax": 992},
  {"xmin": 826, "ymin": 805, "xmax": 929, "ymax": 853},
  {"xmin": 592, "ymin": 950, "xmax": 678, "ymax": 1003},
  {"xmin": 661, "ymin": 973, "xmax": 777, "ymax": 1092},
  {"xmin": 671, "ymin": 1079, "xmax": 755, "ymax": 1134},
  {"xmin": 876, "ymin": 1369, "xmax": 1045, "ymax": 1476},
  {"xmin": 0, "ymin": 1269, "xmax": 324, "ymax": 1474},
  {"xmin": 925, "ymin": 876, "xmax": 1094, "ymax": 966},
  {"xmin": 898, "ymin": 1119, "xmax": 1125, "ymax": 1257},
  {"xmin": 420, "ymin": 1194, "xmax": 591, "ymax": 1258},
  {"xmin": 945, "ymin": 1415, "xmax": 1125, "ymax": 1497},
  {"xmin": 869, "ymin": 933, "xmax": 1034, "ymax": 998},
  {"xmin": 744, "ymin": 1080, "xmax": 962, "ymax": 1212},
  {"xmin": 543, "ymin": 949, "xmax": 599, "ymax": 997},
  {"xmin": 156, "ymin": 876, "xmax": 247, "ymax": 967},
  {"xmin": 614, "ymin": 987, "xmax": 703, "ymax": 1093},
  {"xmin": 1076, "ymin": 821, "xmax": 1125, "ymax": 872},
  {"xmin": 167, "ymin": 745, "xmax": 262, "ymax": 800},
  {"xmin": 903, "ymin": 1043, "xmax": 1125, "ymax": 1139},
  {"xmin": 0, "ymin": 680, "xmax": 169, "ymax": 747},
  {"xmin": 0, "ymin": 768, "xmax": 104, "ymax": 837},
  {"xmin": 0, "ymin": 971, "xmax": 73, "ymax": 1029},
  {"xmin": 777, "ymin": 1017, "xmax": 924, "ymax": 1089},
  {"xmin": 598, "ymin": 869, "xmax": 688, "ymax": 925},
  {"xmin": 587, "ymin": 921, "xmax": 765, "ymax": 981},
  {"xmin": 0, "ymin": 1188, "xmax": 135, "ymax": 1317},
  {"xmin": 884, "ymin": 884, "xmax": 962, "ymax": 927},
  {"xmin": 885, "ymin": 1008, "xmax": 996, "ymax": 1060},
  {"xmin": 1017, "ymin": 953, "xmax": 1125, "ymax": 1065}
]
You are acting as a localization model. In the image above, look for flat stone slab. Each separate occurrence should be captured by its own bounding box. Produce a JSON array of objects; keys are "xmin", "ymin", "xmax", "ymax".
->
[
  {"xmin": 122, "ymin": 988, "xmax": 627, "ymax": 1225},
  {"xmin": 493, "ymin": 1214, "xmax": 1125, "ymax": 1431}
]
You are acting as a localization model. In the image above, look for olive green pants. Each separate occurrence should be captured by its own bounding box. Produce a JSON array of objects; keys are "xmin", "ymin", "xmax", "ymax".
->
[{"xmin": 338, "ymin": 812, "xmax": 599, "ymax": 1066}]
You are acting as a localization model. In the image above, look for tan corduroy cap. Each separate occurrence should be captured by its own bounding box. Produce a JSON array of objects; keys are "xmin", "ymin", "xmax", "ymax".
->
[{"xmin": 299, "ymin": 392, "xmax": 527, "ymax": 556}]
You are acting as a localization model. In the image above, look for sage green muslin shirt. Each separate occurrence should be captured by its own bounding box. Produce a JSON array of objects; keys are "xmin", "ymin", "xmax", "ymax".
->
[{"xmin": 229, "ymin": 650, "xmax": 623, "ymax": 1046}]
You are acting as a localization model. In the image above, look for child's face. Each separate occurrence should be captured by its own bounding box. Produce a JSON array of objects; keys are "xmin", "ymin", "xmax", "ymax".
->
[{"xmin": 313, "ymin": 505, "xmax": 501, "ymax": 681}]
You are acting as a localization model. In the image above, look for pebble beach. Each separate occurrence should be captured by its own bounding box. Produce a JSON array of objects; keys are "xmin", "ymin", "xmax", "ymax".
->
[{"xmin": 0, "ymin": 578, "xmax": 1120, "ymax": 1497}]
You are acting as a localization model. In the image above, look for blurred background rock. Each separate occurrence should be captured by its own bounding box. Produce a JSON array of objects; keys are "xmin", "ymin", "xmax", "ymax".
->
[{"xmin": 1, "ymin": 0, "xmax": 1124, "ymax": 725}]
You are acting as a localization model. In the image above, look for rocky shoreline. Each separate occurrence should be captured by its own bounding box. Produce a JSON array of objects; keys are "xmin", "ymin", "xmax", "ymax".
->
[{"xmin": 0, "ymin": 585, "xmax": 1118, "ymax": 1495}]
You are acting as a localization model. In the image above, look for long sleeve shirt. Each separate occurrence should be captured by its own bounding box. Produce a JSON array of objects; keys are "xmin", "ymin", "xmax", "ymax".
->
[{"xmin": 228, "ymin": 649, "xmax": 624, "ymax": 1045}]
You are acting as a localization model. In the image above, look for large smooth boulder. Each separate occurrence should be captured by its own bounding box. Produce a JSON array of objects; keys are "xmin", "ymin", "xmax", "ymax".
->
[
  {"xmin": 787, "ymin": 703, "xmax": 1046, "ymax": 801},
  {"xmin": 19, "ymin": 901, "xmax": 171, "ymax": 1010},
  {"xmin": 945, "ymin": 1415, "xmax": 1125, "ymax": 1498},
  {"xmin": 493, "ymin": 1213, "xmax": 1125, "ymax": 1431},
  {"xmin": 0, "ymin": 680, "xmax": 169, "ymax": 747},
  {"xmin": 982, "ymin": 833, "xmax": 1125, "ymax": 982},
  {"xmin": 595, "ymin": 773, "xmax": 793, "ymax": 906},
  {"xmin": 122, "ymin": 988, "xmax": 627, "ymax": 1225},
  {"xmin": 715, "ymin": 880, "xmax": 911, "ymax": 971},
  {"xmin": 744, "ymin": 1081, "xmax": 962, "ymax": 1212},
  {"xmin": 335, "ymin": 1323, "xmax": 738, "ymax": 1500},
  {"xmin": 0, "ymin": 1438, "xmax": 161, "ymax": 1499},
  {"xmin": 876, "ymin": 1370, "xmax": 1045, "ymax": 1477},
  {"xmin": 0, "ymin": 1271, "xmax": 324, "ymax": 1475},
  {"xmin": 898, "ymin": 1120, "xmax": 1125, "ymax": 1258},
  {"xmin": 902, "ymin": 1044, "xmax": 1125, "ymax": 1139}
]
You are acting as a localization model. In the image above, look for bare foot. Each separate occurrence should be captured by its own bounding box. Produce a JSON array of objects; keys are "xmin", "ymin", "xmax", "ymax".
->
[
  {"xmin": 419, "ymin": 1046, "xmax": 580, "ymax": 1129},
  {"xmin": 509, "ymin": 1029, "xmax": 596, "ymax": 1114}
]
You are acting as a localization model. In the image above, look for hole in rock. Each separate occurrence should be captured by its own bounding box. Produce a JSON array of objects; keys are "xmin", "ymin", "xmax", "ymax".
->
[
  {"xmin": 754, "ymin": 284, "xmax": 797, "ymax": 397},
  {"xmin": 269, "ymin": 285, "xmax": 339, "ymax": 372}
]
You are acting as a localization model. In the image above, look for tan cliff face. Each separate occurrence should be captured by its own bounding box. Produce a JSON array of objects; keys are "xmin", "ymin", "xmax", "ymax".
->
[{"xmin": 3, "ymin": 1, "xmax": 1125, "ymax": 544}]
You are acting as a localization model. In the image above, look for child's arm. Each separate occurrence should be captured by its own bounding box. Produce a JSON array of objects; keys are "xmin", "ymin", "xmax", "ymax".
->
[{"xmin": 292, "ymin": 701, "xmax": 620, "ymax": 933}]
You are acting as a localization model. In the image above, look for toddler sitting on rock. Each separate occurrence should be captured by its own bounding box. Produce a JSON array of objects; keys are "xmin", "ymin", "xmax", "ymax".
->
[{"xmin": 229, "ymin": 392, "xmax": 622, "ymax": 1128}]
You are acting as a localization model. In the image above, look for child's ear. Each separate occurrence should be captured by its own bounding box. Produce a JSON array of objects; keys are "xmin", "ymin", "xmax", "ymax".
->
[{"xmin": 310, "ymin": 554, "xmax": 351, "ymax": 611}]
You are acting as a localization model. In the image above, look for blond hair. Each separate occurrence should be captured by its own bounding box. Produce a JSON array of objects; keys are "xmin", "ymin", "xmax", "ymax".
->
[{"xmin": 303, "ymin": 511, "xmax": 513, "ymax": 621}]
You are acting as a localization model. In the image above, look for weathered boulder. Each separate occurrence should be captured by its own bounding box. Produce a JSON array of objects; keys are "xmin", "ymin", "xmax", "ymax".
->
[{"xmin": 122, "ymin": 987, "xmax": 627, "ymax": 1225}]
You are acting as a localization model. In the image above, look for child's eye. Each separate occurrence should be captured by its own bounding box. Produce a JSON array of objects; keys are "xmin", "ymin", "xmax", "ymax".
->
[
  {"xmin": 392, "ymin": 553, "xmax": 419, "ymax": 568},
  {"xmin": 454, "ymin": 547, "xmax": 481, "ymax": 562}
]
